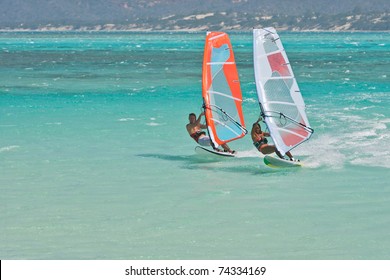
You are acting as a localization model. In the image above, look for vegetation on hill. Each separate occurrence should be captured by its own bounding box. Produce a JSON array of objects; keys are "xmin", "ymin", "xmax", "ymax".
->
[{"xmin": 1, "ymin": 0, "xmax": 388, "ymax": 31}]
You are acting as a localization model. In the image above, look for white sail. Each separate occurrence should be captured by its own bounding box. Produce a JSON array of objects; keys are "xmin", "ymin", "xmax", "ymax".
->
[{"xmin": 253, "ymin": 27, "xmax": 314, "ymax": 155}]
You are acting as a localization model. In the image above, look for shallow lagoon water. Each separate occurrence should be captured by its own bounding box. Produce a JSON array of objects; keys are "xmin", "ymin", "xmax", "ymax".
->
[{"xmin": 1, "ymin": 31, "xmax": 389, "ymax": 259}]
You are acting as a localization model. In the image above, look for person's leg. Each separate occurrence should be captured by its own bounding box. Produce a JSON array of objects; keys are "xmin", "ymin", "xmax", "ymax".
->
[
  {"xmin": 260, "ymin": 144, "xmax": 276, "ymax": 154},
  {"xmin": 198, "ymin": 136, "xmax": 224, "ymax": 152},
  {"xmin": 285, "ymin": 151, "xmax": 299, "ymax": 161},
  {"xmin": 260, "ymin": 144, "xmax": 284, "ymax": 159},
  {"xmin": 198, "ymin": 136, "xmax": 211, "ymax": 146},
  {"xmin": 221, "ymin": 143, "xmax": 235, "ymax": 154}
]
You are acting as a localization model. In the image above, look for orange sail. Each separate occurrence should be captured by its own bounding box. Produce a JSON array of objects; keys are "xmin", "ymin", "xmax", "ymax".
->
[{"xmin": 202, "ymin": 32, "xmax": 247, "ymax": 147}]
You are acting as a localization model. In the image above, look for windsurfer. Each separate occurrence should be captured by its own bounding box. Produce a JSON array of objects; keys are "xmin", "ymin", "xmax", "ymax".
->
[
  {"xmin": 186, "ymin": 112, "xmax": 235, "ymax": 154},
  {"xmin": 251, "ymin": 117, "xmax": 297, "ymax": 161}
]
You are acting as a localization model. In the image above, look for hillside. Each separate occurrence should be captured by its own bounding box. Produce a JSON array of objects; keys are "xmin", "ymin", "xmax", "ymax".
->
[{"xmin": 0, "ymin": 0, "xmax": 389, "ymax": 31}]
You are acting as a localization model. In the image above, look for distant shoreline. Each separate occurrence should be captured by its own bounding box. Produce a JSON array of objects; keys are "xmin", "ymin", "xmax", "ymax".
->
[{"xmin": 0, "ymin": 28, "xmax": 389, "ymax": 33}]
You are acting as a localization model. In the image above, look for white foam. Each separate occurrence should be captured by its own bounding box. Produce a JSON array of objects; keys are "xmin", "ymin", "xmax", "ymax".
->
[
  {"xmin": 343, "ymin": 105, "xmax": 375, "ymax": 111},
  {"xmin": 298, "ymin": 134, "xmax": 346, "ymax": 169},
  {"xmin": 243, "ymin": 97, "xmax": 258, "ymax": 103},
  {"xmin": 118, "ymin": 118, "xmax": 135, "ymax": 122},
  {"xmin": 309, "ymin": 112, "xmax": 390, "ymax": 168},
  {"xmin": 349, "ymin": 129, "xmax": 377, "ymax": 139},
  {"xmin": 147, "ymin": 122, "xmax": 162, "ymax": 126},
  {"xmin": 0, "ymin": 145, "xmax": 20, "ymax": 153},
  {"xmin": 235, "ymin": 149, "xmax": 262, "ymax": 158}
]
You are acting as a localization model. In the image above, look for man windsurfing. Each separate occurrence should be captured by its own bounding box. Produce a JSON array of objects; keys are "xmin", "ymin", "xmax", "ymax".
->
[{"xmin": 186, "ymin": 112, "xmax": 235, "ymax": 154}]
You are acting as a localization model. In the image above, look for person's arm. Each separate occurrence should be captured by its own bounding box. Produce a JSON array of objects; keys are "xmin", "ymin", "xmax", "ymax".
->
[
  {"xmin": 253, "ymin": 116, "xmax": 262, "ymax": 125},
  {"xmin": 198, "ymin": 112, "xmax": 207, "ymax": 129},
  {"xmin": 195, "ymin": 112, "xmax": 204, "ymax": 125}
]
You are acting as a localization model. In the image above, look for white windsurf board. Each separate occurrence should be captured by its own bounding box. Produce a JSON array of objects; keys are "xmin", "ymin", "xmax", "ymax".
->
[{"xmin": 195, "ymin": 146, "xmax": 236, "ymax": 158}]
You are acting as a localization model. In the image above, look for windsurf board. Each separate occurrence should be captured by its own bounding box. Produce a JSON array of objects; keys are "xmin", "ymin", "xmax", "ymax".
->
[
  {"xmin": 264, "ymin": 155, "xmax": 301, "ymax": 168},
  {"xmin": 195, "ymin": 146, "xmax": 236, "ymax": 158}
]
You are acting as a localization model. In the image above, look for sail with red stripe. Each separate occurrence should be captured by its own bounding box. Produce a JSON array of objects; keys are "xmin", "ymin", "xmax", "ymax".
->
[
  {"xmin": 253, "ymin": 28, "xmax": 314, "ymax": 155},
  {"xmin": 202, "ymin": 32, "xmax": 247, "ymax": 147}
]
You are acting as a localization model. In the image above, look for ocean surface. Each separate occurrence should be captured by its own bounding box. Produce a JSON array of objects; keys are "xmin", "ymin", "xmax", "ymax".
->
[{"xmin": 0, "ymin": 31, "xmax": 389, "ymax": 260}]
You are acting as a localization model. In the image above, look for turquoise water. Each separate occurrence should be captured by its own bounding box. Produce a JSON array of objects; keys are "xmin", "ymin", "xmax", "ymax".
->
[{"xmin": 0, "ymin": 31, "xmax": 389, "ymax": 259}]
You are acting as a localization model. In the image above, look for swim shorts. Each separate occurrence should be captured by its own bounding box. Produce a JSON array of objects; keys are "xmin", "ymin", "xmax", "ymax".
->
[{"xmin": 198, "ymin": 135, "xmax": 211, "ymax": 146}]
